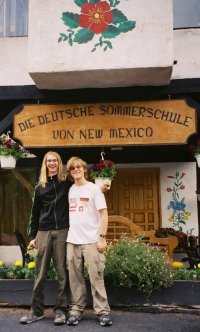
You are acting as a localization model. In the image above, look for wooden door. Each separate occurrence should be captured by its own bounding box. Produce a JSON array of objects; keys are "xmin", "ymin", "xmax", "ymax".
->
[{"xmin": 105, "ymin": 168, "xmax": 160, "ymax": 231}]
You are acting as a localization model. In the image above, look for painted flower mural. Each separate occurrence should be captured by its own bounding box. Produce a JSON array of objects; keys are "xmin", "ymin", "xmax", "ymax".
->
[
  {"xmin": 79, "ymin": 1, "xmax": 113, "ymax": 34},
  {"xmin": 58, "ymin": 0, "xmax": 136, "ymax": 51},
  {"xmin": 166, "ymin": 171, "xmax": 192, "ymax": 234}
]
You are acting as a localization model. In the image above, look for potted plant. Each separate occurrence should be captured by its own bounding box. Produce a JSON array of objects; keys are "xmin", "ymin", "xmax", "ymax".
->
[
  {"xmin": 0, "ymin": 132, "xmax": 29, "ymax": 169},
  {"xmin": 88, "ymin": 156, "xmax": 117, "ymax": 189},
  {"xmin": 189, "ymin": 137, "xmax": 200, "ymax": 167}
]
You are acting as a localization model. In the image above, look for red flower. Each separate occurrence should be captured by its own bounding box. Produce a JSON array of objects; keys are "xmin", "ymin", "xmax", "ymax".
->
[
  {"xmin": 5, "ymin": 139, "xmax": 12, "ymax": 148},
  {"xmin": 79, "ymin": 1, "xmax": 113, "ymax": 34},
  {"xmin": 166, "ymin": 188, "xmax": 172, "ymax": 192},
  {"xmin": 179, "ymin": 185, "xmax": 185, "ymax": 189}
]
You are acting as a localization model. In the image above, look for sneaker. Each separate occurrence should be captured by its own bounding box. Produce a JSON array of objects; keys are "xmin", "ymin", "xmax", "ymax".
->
[
  {"xmin": 20, "ymin": 311, "xmax": 45, "ymax": 324},
  {"xmin": 54, "ymin": 312, "xmax": 66, "ymax": 325},
  {"xmin": 67, "ymin": 315, "xmax": 82, "ymax": 326},
  {"xmin": 98, "ymin": 314, "xmax": 113, "ymax": 327}
]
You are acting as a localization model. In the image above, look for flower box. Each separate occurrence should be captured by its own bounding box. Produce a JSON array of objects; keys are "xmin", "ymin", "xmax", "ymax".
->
[
  {"xmin": 0, "ymin": 280, "xmax": 200, "ymax": 307},
  {"xmin": 0, "ymin": 156, "xmax": 16, "ymax": 169}
]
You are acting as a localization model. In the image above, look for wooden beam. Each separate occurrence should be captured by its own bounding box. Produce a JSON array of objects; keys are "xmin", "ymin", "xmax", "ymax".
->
[
  {"xmin": 0, "ymin": 104, "xmax": 23, "ymax": 134},
  {"xmin": 11, "ymin": 169, "xmax": 34, "ymax": 195}
]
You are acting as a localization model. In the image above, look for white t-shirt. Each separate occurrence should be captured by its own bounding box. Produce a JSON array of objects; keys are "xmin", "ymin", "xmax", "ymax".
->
[{"xmin": 67, "ymin": 181, "xmax": 107, "ymax": 244}]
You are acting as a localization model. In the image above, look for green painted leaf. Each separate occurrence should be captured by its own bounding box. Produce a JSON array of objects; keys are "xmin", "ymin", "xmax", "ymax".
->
[
  {"xmin": 118, "ymin": 20, "xmax": 136, "ymax": 32},
  {"xmin": 89, "ymin": 0, "xmax": 99, "ymax": 3},
  {"xmin": 112, "ymin": 9, "xmax": 127, "ymax": 24},
  {"xmin": 108, "ymin": 0, "xmax": 120, "ymax": 7},
  {"xmin": 101, "ymin": 25, "xmax": 120, "ymax": 39},
  {"xmin": 60, "ymin": 33, "xmax": 67, "ymax": 38},
  {"xmin": 62, "ymin": 12, "xmax": 80, "ymax": 28},
  {"xmin": 68, "ymin": 35, "xmax": 73, "ymax": 46},
  {"xmin": 74, "ymin": 0, "xmax": 88, "ymax": 7},
  {"xmin": 74, "ymin": 29, "xmax": 94, "ymax": 44}
]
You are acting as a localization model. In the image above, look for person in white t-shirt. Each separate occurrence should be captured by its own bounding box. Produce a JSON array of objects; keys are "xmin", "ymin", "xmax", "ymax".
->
[{"xmin": 66, "ymin": 156, "xmax": 112, "ymax": 327}]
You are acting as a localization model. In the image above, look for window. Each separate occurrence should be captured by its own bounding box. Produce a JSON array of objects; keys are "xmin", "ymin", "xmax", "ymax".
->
[
  {"xmin": 173, "ymin": 0, "xmax": 200, "ymax": 29},
  {"xmin": 0, "ymin": 0, "xmax": 28, "ymax": 37}
]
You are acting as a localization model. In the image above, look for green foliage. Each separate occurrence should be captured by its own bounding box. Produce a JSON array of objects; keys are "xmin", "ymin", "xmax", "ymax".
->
[
  {"xmin": 0, "ymin": 265, "xmax": 7, "ymax": 279},
  {"xmin": 173, "ymin": 267, "xmax": 200, "ymax": 281},
  {"xmin": 0, "ymin": 134, "xmax": 29, "ymax": 160},
  {"xmin": 104, "ymin": 237, "xmax": 175, "ymax": 295},
  {"xmin": 46, "ymin": 260, "xmax": 57, "ymax": 280},
  {"xmin": 74, "ymin": 28, "xmax": 94, "ymax": 44},
  {"xmin": 62, "ymin": 12, "xmax": 80, "ymax": 29},
  {"xmin": 102, "ymin": 25, "xmax": 121, "ymax": 39},
  {"xmin": 112, "ymin": 9, "xmax": 127, "ymax": 24},
  {"xmin": 89, "ymin": 160, "xmax": 117, "ymax": 180},
  {"xmin": 108, "ymin": 0, "xmax": 120, "ymax": 7},
  {"xmin": 118, "ymin": 21, "xmax": 136, "ymax": 33},
  {"xmin": 75, "ymin": 0, "xmax": 88, "ymax": 7},
  {"xmin": 0, "ymin": 250, "xmax": 57, "ymax": 280}
]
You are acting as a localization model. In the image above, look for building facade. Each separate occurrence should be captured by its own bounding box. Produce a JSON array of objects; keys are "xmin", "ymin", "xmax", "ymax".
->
[{"xmin": 0, "ymin": 0, "xmax": 200, "ymax": 262}]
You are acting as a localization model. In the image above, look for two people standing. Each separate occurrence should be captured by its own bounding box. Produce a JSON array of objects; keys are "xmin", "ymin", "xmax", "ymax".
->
[{"xmin": 20, "ymin": 152, "xmax": 112, "ymax": 327}]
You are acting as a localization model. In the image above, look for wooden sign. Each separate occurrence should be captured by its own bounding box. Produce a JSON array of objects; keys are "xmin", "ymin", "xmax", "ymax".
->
[{"xmin": 14, "ymin": 100, "xmax": 197, "ymax": 147}]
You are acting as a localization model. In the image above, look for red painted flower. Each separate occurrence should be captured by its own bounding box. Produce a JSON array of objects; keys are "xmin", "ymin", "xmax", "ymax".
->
[{"xmin": 79, "ymin": 1, "xmax": 113, "ymax": 34}]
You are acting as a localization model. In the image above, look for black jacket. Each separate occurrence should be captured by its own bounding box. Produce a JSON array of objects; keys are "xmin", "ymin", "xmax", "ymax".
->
[{"xmin": 28, "ymin": 176, "xmax": 71, "ymax": 240}]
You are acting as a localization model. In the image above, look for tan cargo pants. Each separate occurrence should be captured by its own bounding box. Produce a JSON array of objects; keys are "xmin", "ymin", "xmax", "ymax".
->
[{"xmin": 67, "ymin": 242, "xmax": 110, "ymax": 316}]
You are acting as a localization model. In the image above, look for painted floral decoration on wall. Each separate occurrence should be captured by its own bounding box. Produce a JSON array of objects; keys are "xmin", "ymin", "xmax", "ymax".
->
[
  {"xmin": 58, "ymin": 0, "xmax": 136, "ymax": 52},
  {"xmin": 166, "ymin": 171, "xmax": 192, "ymax": 234}
]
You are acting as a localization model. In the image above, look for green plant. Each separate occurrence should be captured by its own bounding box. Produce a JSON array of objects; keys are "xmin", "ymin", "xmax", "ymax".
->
[
  {"xmin": 0, "ymin": 261, "xmax": 7, "ymax": 279},
  {"xmin": 0, "ymin": 132, "xmax": 29, "ymax": 160},
  {"xmin": 0, "ymin": 249, "xmax": 57, "ymax": 280},
  {"xmin": 172, "ymin": 265, "xmax": 200, "ymax": 280},
  {"xmin": 88, "ymin": 159, "xmax": 117, "ymax": 180},
  {"xmin": 104, "ymin": 237, "xmax": 175, "ymax": 295},
  {"xmin": 189, "ymin": 137, "xmax": 200, "ymax": 157}
]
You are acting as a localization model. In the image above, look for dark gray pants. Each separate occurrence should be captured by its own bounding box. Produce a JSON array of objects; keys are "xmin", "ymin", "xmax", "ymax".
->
[{"xmin": 31, "ymin": 229, "xmax": 68, "ymax": 316}]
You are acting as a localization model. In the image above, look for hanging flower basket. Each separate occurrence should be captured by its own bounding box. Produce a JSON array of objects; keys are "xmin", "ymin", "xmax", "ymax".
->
[
  {"xmin": 0, "ymin": 131, "xmax": 29, "ymax": 169},
  {"xmin": 95, "ymin": 177, "xmax": 112, "ymax": 190},
  {"xmin": 88, "ymin": 152, "xmax": 117, "ymax": 190},
  {"xmin": 0, "ymin": 156, "xmax": 16, "ymax": 169}
]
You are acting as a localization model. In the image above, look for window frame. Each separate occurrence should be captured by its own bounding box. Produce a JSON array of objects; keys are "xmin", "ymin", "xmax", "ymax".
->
[{"xmin": 0, "ymin": 0, "xmax": 28, "ymax": 38}]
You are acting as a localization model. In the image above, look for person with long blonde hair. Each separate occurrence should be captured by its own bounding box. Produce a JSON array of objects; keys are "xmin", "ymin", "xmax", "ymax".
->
[{"xmin": 20, "ymin": 151, "xmax": 71, "ymax": 326}]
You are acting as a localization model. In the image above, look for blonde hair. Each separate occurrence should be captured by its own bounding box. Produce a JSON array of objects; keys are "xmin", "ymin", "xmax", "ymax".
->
[
  {"xmin": 38, "ymin": 151, "xmax": 64, "ymax": 188},
  {"xmin": 66, "ymin": 156, "xmax": 88, "ymax": 182}
]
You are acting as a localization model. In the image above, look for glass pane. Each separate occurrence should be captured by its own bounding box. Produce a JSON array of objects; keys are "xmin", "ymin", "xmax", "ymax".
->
[
  {"xmin": 5, "ymin": 0, "xmax": 28, "ymax": 37},
  {"xmin": 173, "ymin": 0, "xmax": 200, "ymax": 28},
  {"xmin": 0, "ymin": 0, "xmax": 5, "ymax": 37},
  {"xmin": 16, "ymin": 0, "xmax": 28, "ymax": 36},
  {"xmin": 5, "ymin": 0, "xmax": 16, "ymax": 36}
]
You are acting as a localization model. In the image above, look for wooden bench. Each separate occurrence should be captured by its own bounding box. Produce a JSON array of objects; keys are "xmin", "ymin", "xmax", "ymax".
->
[{"xmin": 107, "ymin": 215, "xmax": 178, "ymax": 260}]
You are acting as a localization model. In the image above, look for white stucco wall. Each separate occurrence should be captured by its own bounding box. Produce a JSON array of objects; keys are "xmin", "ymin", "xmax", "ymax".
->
[
  {"xmin": 27, "ymin": 0, "xmax": 173, "ymax": 89},
  {"xmin": 0, "ymin": 2, "xmax": 200, "ymax": 88},
  {"xmin": 0, "ymin": 246, "xmax": 22, "ymax": 264},
  {"xmin": 172, "ymin": 29, "xmax": 200, "ymax": 79},
  {"xmin": 0, "ymin": 37, "xmax": 33, "ymax": 86}
]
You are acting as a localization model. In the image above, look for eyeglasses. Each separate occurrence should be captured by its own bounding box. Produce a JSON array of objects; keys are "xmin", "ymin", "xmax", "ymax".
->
[
  {"xmin": 70, "ymin": 165, "xmax": 82, "ymax": 170},
  {"xmin": 47, "ymin": 159, "xmax": 58, "ymax": 163}
]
